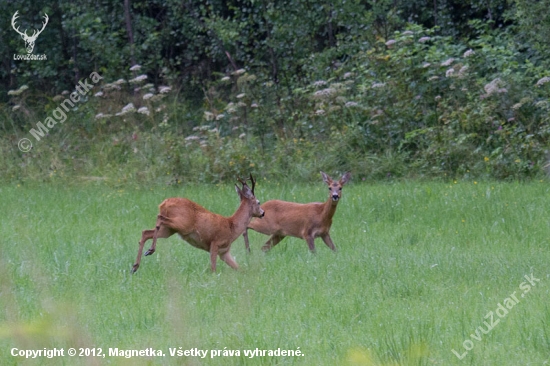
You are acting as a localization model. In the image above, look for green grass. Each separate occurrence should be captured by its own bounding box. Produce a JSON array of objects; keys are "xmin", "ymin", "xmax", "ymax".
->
[{"xmin": 1, "ymin": 180, "xmax": 549, "ymax": 365}]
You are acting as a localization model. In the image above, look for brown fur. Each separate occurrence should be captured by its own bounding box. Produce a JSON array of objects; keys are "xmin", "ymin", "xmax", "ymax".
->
[
  {"xmin": 132, "ymin": 177, "xmax": 264, "ymax": 273},
  {"xmin": 243, "ymin": 171, "xmax": 350, "ymax": 252}
]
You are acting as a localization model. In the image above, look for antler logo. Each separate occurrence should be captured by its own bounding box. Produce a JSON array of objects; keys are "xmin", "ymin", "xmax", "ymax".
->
[{"xmin": 11, "ymin": 11, "xmax": 49, "ymax": 54}]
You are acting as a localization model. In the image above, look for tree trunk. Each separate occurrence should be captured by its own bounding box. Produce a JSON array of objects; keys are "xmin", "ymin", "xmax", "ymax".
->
[{"xmin": 124, "ymin": 0, "xmax": 136, "ymax": 67}]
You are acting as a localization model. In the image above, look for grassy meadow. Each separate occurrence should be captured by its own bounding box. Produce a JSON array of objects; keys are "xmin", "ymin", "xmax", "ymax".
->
[{"xmin": 1, "ymin": 179, "xmax": 549, "ymax": 365}]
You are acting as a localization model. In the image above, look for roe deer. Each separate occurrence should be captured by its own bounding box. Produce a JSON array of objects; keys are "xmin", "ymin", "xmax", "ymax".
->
[
  {"xmin": 132, "ymin": 175, "xmax": 264, "ymax": 273},
  {"xmin": 243, "ymin": 171, "xmax": 351, "ymax": 252}
]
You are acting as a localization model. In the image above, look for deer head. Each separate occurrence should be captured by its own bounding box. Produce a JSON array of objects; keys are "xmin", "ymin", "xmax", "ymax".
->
[
  {"xmin": 12, "ymin": 11, "xmax": 49, "ymax": 54},
  {"xmin": 236, "ymin": 174, "xmax": 264, "ymax": 218}
]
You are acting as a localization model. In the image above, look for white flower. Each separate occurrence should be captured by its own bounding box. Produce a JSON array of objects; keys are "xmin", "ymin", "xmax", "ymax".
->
[
  {"xmin": 536, "ymin": 77, "xmax": 550, "ymax": 87},
  {"xmin": 315, "ymin": 109, "xmax": 325, "ymax": 115},
  {"xmin": 221, "ymin": 76, "xmax": 231, "ymax": 82},
  {"xmin": 251, "ymin": 103, "xmax": 258, "ymax": 108},
  {"xmin": 62, "ymin": 90, "xmax": 70, "ymax": 95},
  {"xmin": 445, "ymin": 68, "xmax": 455, "ymax": 77},
  {"xmin": 239, "ymin": 133, "xmax": 246, "ymax": 139},
  {"xmin": 159, "ymin": 86, "xmax": 172, "ymax": 94},
  {"xmin": 418, "ymin": 36, "xmax": 431, "ymax": 43},
  {"xmin": 9, "ymin": 85, "xmax": 29, "ymax": 96},
  {"xmin": 122, "ymin": 103, "xmax": 135, "ymax": 112},
  {"xmin": 512, "ymin": 103, "xmax": 522, "ymax": 110},
  {"xmin": 53, "ymin": 95, "xmax": 64, "ymax": 102},
  {"xmin": 441, "ymin": 58, "xmax": 455, "ymax": 67},
  {"xmin": 120, "ymin": 103, "xmax": 136, "ymax": 115},
  {"xmin": 535, "ymin": 100, "xmax": 548, "ymax": 108},
  {"xmin": 150, "ymin": 94, "xmax": 165, "ymax": 102},
  {"xmin": 313, "ymin": 80, "xmax": 328, "ymax": 87},
  {"xmin": 313, "ymin": 88, "xmax": 336, "ymax": 99},
  {"xmin": 137, "ymin": 107, "xmax": 150, "ymax": 115},
  {"xmin": 236, "ymin": 93, "xmax": 246, "ymax": 99},
  {"xmin": 422, "ymin": 62, "xmax": 431, "ymax": 68},
  {"xmin": 372, "ymin": 83, "xmax": 386, "ymax": 88},
  {"xmin": 402, "ymin": 31, "xmax": 414, "ymax": 36},
  {"xmin": 94, "ymin": 91, "xmax": 104, "ymax": 97},
  {"xmin": 345, "ymin": 101, "xmax": 358, "ymax": 107},
  {"xmin": 385, "ymin": 39, "xmax": 396, "ymax": 47},
  {"xmin": 114, "ymin": 79, "xmax": 126, "ymax": 85},
  {"xmin": 95, "ymin": 113, "xmax": 104, "ymax": 119},
  {"xmin": 204, "ymin": 111, "xmax": 214, "ymax": 121},
  {"xmin": 130, "ymin": 64, "xmax": 142, "ymax": 71},
  {"xmin": 463, "ymin": 49, "xmax": 475, "ymax": 58},
  {"xmin": 232, "ymin": 69, "xmax": 246, "ymax": 75},
  {"xmin": 225, "ymin": 102, "xmax": 237, "ymax": 113},
  {"xmin": 185, "ymin": 135, "xmax": 200, "ymax": 142},
  {"xmin": 216, "ymin": 114, "xmax": 225, "ymax": 120},
  {"xmin": 343, "ymin": 72, "xmax": 353, "ymax": 79},
  {"xmin": 143, "ymin": 93, "xmax": 154, "ymax": 100},
  {"xmin": 484, "ymin": 78, "xmax": 502, "ymax": 94},
  {"xmin": 458, "ymin": 65, "xmax": 469, "ymax": 78},
  {"xmin": 129, "ymin": 74, "xmax": 147, "ymax": 83},
  {"xmin": 103, "ymin": 83, "xmax": 121, "ymax": 91},
  {"xmin": 12, "ymin": 105, "xmax": 21, "ymax": 111}
]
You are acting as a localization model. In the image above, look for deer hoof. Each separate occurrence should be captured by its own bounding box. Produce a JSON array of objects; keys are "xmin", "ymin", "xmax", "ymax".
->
[
  {"xmin": 131, "ymin": 264, "xmax": 139, "ymax": 273},
  {"xmin": 144, "ymin": 248, "xmax": 155, "ymax": 256},
  {"xmin": 261, "ymin": 245, "xmax": 271, "ymax": 252}
]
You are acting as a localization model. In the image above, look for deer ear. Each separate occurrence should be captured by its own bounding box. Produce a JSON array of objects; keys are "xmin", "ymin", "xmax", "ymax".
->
[
  {"xmin": 321, "ymin": 171, "xmax": 331, "ymax": 184},
  {"xmin": 242, "ymin": 184, "xmax": 254, "ymax": 199},
  {"xmin": 235, "ymin": 184, "xmax": 243, "ymax": 197},
  {"xmin": 340, "ymin": 172, "xmax": 351, "ymax": 185}
]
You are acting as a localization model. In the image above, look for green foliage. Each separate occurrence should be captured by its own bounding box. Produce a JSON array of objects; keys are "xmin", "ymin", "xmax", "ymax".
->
[{"xmin": 2, "ymin": 0, "xmax": 550, "ymax": 183}]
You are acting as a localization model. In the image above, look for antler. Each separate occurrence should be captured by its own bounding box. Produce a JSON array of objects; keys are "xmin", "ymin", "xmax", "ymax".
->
[
  {"xmin": 11, "ymin": 11, "xmax": 27, "ymax": 37},
  {"xmin": 237, "ymin": 176, "xmax": 248, "ymax": 187},
  {"xmin": 249, "ymin": 173, "xmax": 256, "ymax": 195}
]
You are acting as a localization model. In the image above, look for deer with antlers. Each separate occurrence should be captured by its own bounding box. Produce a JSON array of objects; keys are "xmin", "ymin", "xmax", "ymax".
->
[
  {"xmin": 132, "ymin": 175, "xmax": 264, "ymax": 273},
  {"xmin": 243, "ymin": 171, "xmax": 351, "ymax": 253},
  {"xmin": 11, "ymin": 11, "xmax": 49, "ymax": 54}
]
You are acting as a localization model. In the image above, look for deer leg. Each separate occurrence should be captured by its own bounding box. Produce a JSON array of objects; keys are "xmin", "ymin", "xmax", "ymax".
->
[
  {"xmin": 132, "ymin": 229, "xmax": 155, "ymax": 273},
  {"xmin": 261, "ymin": 234, "xmax": 285, "ymax": 252},
  {"xmin": 305, "ymin": 236, "xmax": 316, "ymax": 253},
  {"xmin": 321, "ymin": 233, "xmax": 337, "ymax": 251},
  {"xmin": 220, "ymin": 251, "xmax": 239, "ymax": 270},
  {"xmin": 145, "ymin": 215, "xmax": 174, "ymax": 256},
  {"xmin": 209, "ymin": 245, "xmax": 219, "ymax": 272},
  {"xmin": 243, "ymin": 229, "xmax": 251, "ymax": 253},
  {"xmin": 145, "ymin": 225, "xmax": 173, "ymax": 256}
]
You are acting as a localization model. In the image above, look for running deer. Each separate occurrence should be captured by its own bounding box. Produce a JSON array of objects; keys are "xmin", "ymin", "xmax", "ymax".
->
[
  {"xmin": 132, "ymin": 175, "xmax": 264, "ymax": 273},
  {"xmin": 243, "ymin": 171, "xmax": 351, "ymax": 252}
]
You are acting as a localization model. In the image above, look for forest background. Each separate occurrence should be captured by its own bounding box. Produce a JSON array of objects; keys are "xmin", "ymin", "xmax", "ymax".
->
[{"xmin": 2, "ymin": 0, "xmax": 550, "ymax": 183}]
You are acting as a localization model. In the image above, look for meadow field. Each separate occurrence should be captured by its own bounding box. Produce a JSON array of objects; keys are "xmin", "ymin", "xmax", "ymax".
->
[{"xmin": 0, "ymin": 180, "xmax": 549, "ymax": 365}]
